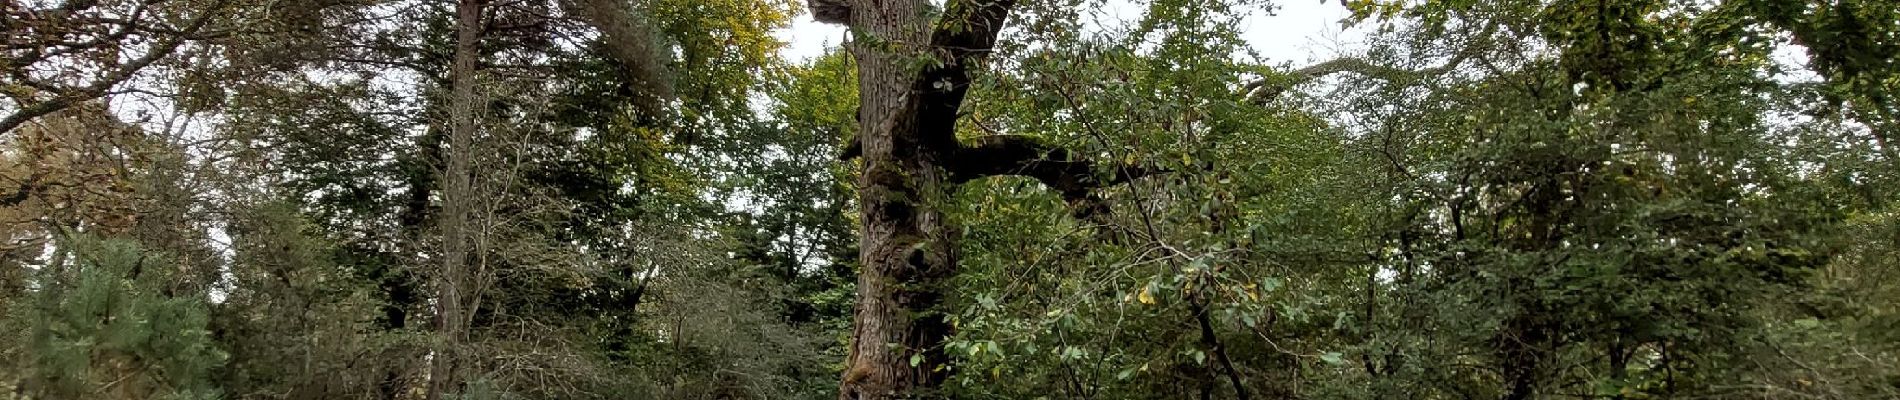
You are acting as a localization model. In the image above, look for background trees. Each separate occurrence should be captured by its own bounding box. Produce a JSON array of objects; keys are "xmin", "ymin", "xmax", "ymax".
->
[{"xmin": 0, "ymin": 0, "xmax": 1894, "ymax": 399}]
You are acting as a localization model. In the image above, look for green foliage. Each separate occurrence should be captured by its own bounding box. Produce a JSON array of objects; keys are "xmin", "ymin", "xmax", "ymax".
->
[
  {"xmin": 5, "ymin": 0, "xmax": 1899, "ymax": 398},
  {"xmin": 3, "ymin": 235, "xmax": 225, "ymax": 400},
  {"xmin": 212, "ymin": 201, "xmax": 416, "ymax": 399},
  {"xmin": 910, "ymin": 0, "xmax": 1899, "ymax": 399}
]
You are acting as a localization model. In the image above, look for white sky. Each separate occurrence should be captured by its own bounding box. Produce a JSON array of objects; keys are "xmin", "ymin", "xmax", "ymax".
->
[{"xmin": 771, "ymin": 0, "xmax": 1366, "ymax": 64}]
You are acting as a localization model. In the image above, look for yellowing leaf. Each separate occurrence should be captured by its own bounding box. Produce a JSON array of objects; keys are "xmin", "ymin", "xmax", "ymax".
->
[{"xmin": 1138, "ymin": 285, "xmax": 1156, "ymax": 305}]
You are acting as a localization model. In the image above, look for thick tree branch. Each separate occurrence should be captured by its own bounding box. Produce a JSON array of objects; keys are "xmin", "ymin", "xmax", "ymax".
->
[
  {"xmin": 948, "ymin": 135, "xmax": 1163, "ymax": 202},
  {"xmin": 1244, "ymin": 21, "xmax": 1495, "ymax": 104},
  {"xmin": 840, "ymin": 0, "xmax": 1160, "ymax": 210},
  {"xmin": 1245, "ymin": 55, "xmax": 1460, "ymax": 105},
  {"xmin": 906, "ymin": 0, "xmax": 1017, "ymax": 155}
]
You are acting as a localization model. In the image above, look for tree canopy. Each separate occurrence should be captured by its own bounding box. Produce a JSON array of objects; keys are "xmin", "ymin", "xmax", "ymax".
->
[{"xmin": 0, "ymin": 0, "xmax": 1896, "ymax": 399}]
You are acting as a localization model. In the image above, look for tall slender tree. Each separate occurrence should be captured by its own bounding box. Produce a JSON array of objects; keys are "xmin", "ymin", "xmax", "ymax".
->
[{"xmin": 427, "ymin": 0, "xmax": 486, "ymax": 398}]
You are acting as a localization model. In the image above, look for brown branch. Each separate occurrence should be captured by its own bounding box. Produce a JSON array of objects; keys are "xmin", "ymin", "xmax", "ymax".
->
[
  {"xmin": 1245, "ymin": 21, "xmax": 1495, "ymax": 104},
  {"xmin": 5, "ymin": 10, "xmax": 144, "ymax": 66},
  {"xmin": 948, "ymin": 135, "xmax": 1163, "ymax": 204},
  {"xmin": 906, "ymin": 0, "xmax": 1017, "ymax": 154},
  {"xmin": 828, "ymin": 0, "xmax": 1015, "ymax": 160},
  {"xmin": 0, "ymin": 0, "xmax": 228, "ymax": 136},
  {"xmin": 846, "ymin": 0, "xmax": 1160, "ymax": 216},
  {"xmin": 1245, "ymin": 56, "xmax": 1449, "ymax": 105},
  {"xmin": 0, "ymin": 171, "xmax": 40, "ymax": 207}
]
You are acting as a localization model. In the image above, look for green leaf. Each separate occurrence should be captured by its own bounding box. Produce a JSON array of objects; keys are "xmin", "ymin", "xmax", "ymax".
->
[
  {"xmin": 1319, "ymin": 352, "xmax": 1345, "ymax": 366},
  {"xmin": 1260, "ymin": 277, "xmax": 1283, "ymax": 292},
  {"xmin": 1794, "ymin": 318, "xmax": 1822, "ymax": 329}
]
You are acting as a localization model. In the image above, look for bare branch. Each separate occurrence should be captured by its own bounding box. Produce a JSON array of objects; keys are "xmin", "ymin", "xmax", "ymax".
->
[{"xmin": 0, "ymin": 0, "xmax": 230, "ymax": 136}]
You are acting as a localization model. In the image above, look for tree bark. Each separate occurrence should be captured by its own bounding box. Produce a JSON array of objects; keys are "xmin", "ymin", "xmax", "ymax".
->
[
  {"xmin": 831, "ymin": 0, "xmax": 1152, "ymax": 397},
  {"xmin": 838, "ymin": 0, "xmax": 948, "ymax": 396},
  {"xmin": 426, "ymin": 0, "xmax": 483, "ymax": 399}
]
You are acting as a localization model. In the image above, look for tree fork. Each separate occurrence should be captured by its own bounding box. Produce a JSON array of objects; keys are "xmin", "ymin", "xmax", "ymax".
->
[{"xmin": 822, "ymin": 0, "xmax": 1159, "ymax": 397}]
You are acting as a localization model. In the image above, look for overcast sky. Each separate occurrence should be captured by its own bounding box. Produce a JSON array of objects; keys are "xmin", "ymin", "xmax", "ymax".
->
[{"xmin": 770, "ymin": 0, "xmax": 1367, "ymax": 65}]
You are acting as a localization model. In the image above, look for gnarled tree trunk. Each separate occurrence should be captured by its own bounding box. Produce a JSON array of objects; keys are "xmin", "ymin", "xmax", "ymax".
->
[
  {"xmin": 822, "ymin": 0, "xmax": 1155, "ymax": 397},
  {"xmin": 836, "ymin": 0, "xmax": 950, "ymax": 396}
]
